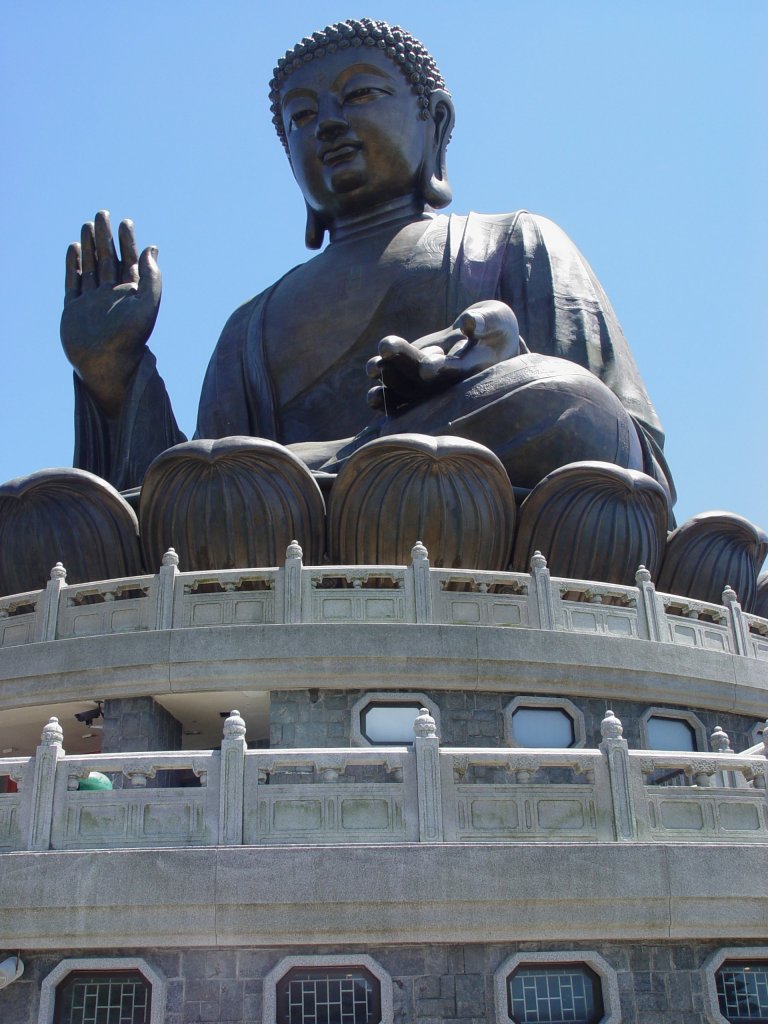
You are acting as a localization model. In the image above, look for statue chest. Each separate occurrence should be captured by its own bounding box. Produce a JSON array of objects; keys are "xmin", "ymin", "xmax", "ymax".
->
[{"xmin": 262, "ymin": 241, "xmax": 454, "ymax": 443}]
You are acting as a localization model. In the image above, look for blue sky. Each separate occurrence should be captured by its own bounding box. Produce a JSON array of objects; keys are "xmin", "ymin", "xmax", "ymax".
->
[{"xmin": 1, "ymin": 1, "xmax": 765, "ymax": 535}]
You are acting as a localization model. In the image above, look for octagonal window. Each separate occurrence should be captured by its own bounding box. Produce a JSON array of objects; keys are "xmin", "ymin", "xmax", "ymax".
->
[
  {"xmin": 360, "ymin": 702, "xmax": 424, "ymax": 745},
  {"xmin": 276, "ymin": 965, "xmax": 382, "ymax": 1024},
  {"xmin": 646, "ymin": 715, "xmax": 697, "ymax": 751},
  {"xmin": 510, "ymin": 707, "xmax": 575, "ymax": 748},
  {"xmin": 507, "ymin": 963, "xmax": 603, "ymax": 1024},
  {"xmin": 716, "ymin": 960, "xmax": 768, "ymax": 1022},
  {"xmin": 54, "ymin": 970, "xmax": 151, "ymax": 1024}
]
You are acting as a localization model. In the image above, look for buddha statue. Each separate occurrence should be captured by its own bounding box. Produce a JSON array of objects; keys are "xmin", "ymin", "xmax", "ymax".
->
[
  {"xmin": 60, "ymin": 18, "xmax": 672, "ymax": 501},
  {"xmin": 4, "ymin": 19, "xmax": 764, "ymax": 605}
]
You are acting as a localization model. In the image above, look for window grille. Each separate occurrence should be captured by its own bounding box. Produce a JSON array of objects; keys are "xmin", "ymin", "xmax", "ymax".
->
[
  {"xmin": 507, "ymin": 964, "xmax": 603, "ymax": 1024},
  {"xmin": 277, "ymin": 966, "xmax": 381, "ymax": 1024},
  {"xmin": 54, "ymin": 970, "xmax": 150, "ymax": 1024},
  {"xmin": 716, "ymin": 961, "xmax": 768, "ymax": 1022}
]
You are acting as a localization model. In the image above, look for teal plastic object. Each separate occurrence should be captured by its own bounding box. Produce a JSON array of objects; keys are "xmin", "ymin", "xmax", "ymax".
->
[{"xmin": 77, "ymin": 771, "xmax": 113, "ymax": 791}]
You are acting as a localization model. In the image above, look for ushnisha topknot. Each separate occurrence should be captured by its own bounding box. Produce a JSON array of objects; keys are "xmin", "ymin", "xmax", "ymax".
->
[{"xmin": 269, "ymin": 18, "xmax": 447, "ymax": 152}]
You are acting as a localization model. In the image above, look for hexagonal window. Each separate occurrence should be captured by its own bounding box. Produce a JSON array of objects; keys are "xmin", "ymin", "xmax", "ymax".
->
[{"xmin": 507, "ymin": 963, "xmax": 604, "ymax": 1023}]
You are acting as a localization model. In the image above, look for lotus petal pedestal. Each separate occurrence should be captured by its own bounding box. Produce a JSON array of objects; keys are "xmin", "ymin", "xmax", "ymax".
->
[
  {"xmin": 512, "ymin": 461, "xmax": 669, "ymax": 584},
  {"xmin": 139, "ymin": 437, "xmax": 326, "ymax": 571},
  {"xmin": 657, "ymin": 511, "xmax": 768, "ymax": 612},
  {"xmin": 0, "ymin": 468, "xmax": 141, "ymax": 596},
  {"xmin": 328, "ymin": 434, "xmax": 516, "ymax": 570}
]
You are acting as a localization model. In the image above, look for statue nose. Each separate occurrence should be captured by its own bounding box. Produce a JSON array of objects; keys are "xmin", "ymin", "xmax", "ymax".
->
[{"xmin": 315, "ymin": 109, "xmax": 349, "ymax": 141}]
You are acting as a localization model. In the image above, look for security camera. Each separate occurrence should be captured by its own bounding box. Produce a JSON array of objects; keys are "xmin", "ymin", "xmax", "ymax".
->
[
  {"xmin": 74, "ymin": 702, "xmax": 104, "ymax": 726},
  {"xmin": 0, "ymin": 955, "xmax": 24, "ymax": 989}
]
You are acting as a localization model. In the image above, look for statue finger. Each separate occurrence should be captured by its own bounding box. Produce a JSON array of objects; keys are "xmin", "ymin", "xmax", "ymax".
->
[
  {"xmin": 80, "ymin": 221, "xmax": 97, "ymax": 291},
  {"xmin": 366, "ymin": 355, "xmax": 383, "ymax": 380},
  {"xmin": 64, "ymin": 242, "xmax": 82, "ymax": 304},
  {"xmin": 137, "ymin": 246, "xmax": 162, "ymax": 306},
  {"xmin": 367, "ymin": 384, "xmax": 387, "ymax": 410},
  {"xmin": 378, "ymin": 336, "xmax": 428, "ymax": 382},
  {"xmin": 94, "ymin": 210, "xmax": 118, "ymax": 284},
  {"xmin": 118, "ymin": 219, "xmax": 140, "ymax": 284}
]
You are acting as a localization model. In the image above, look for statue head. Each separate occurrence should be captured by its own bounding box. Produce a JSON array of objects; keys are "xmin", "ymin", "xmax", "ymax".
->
[{"xmin": 269, "ymin": 19, "xmax": 455, "ymax": 247}]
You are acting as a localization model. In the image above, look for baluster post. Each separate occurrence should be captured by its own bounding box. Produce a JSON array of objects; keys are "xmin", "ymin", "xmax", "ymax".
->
[
  {"xmin": 529, "ymin": 551, "xmax": 555, "ymax": 630},
  {"xmin": 411, "ymin": 542, "xmax": 433, "ymax": 624},
  {"xmin": 218, "ymin": 710, "xmax": 246, "ymax": 845},
  {"xmin": 35, "ymin": 563, "xmax": 67, "ymax": 642},
  {"xmin": 635, "ymin": 566, "xmax": 668, "ymax": 642},
  {"xmin": 722, "ymin": 586, "xmax": 749, "ymax": 656},
  {"xmin": 155, "ymin": 548, "xmax": 179, "ymax": 630},
  {"xmin": 28, "ymin": 717, "xmax": 65, "ymax": 851},
  {"xmin": 284, "ymin": 541, "xmax": 303, "ymax": 624},
  {"xmin": 414, "ymin": 708, "xmax": 443, "ymax": 841},
  {"xmin": 599, "ymin": 710, "xmax": 637, "ymax": 841}
]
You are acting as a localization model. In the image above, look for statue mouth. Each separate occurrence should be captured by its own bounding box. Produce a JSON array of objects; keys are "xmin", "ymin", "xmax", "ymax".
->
[{"xmin": 321, "ymin": 143, "xmax": 362, "ymax": 166}]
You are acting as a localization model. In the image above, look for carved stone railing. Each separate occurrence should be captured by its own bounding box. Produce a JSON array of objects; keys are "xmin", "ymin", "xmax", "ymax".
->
[
  {"xmin": 2, "ymin": 711, "xmax": 766, "ymax": 854},
  {"xmin": 0, "ymin": 545, "xmax": 766, "ymax": 661}
]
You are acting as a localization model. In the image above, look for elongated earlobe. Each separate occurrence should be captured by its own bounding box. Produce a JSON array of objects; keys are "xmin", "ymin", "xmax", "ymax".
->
[
  {"xmin": 421, "ymin": 91, "xmax": 455, "ymax": 210},
  {"xmin": 305, "ymin": 203, "xmax": 327, "ymax": 249}
]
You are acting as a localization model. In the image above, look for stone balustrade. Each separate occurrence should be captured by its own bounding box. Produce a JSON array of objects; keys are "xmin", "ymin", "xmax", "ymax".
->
[
  {"xmin": 1, "ymin": 710, "xmax": 766, "ymax": 855},
  {"xmin": 0, "ymin": 544, "xmax": 766, "ymax": 660}
]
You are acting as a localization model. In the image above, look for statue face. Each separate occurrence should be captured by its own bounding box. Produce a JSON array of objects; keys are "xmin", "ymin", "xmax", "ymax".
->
[{"xmin": 279, "ymin": 46, "xmax": 433, "ymax": 221}]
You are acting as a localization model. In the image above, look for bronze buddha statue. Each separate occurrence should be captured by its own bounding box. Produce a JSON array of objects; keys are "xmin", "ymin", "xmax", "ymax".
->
[{"xmin": 3, "ymin": 20, "xmax": 764, "ymax": 607}]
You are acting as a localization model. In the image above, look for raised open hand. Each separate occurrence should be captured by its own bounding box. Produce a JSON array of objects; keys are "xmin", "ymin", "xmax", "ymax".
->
[
  {"xmin": 366, "ymin": 299, "xmax": 521, "ymax": 412},
  {"xmin": 60, "ymin": 211, "xmax": 161, "ymax": 417}
]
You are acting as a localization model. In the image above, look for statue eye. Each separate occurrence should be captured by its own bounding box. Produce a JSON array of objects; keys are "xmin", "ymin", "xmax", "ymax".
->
[
  {"xmin": 288, "ymin": 108, "xmax": 316, "ymax": 131},
  {"xmin": 344, "ymin": 86, "xmax": 383, "ymax": 104}
]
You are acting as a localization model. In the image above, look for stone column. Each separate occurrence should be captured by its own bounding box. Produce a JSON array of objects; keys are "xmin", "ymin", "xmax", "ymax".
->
[{"xmin": 101, "ymin": 697, "xmax": 182, "ymax": 788}]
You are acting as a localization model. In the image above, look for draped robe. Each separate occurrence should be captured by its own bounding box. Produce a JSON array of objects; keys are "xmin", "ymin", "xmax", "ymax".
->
[{"xmin": 73, "ymin": 211, "xmax": 673, "ymax": 500}]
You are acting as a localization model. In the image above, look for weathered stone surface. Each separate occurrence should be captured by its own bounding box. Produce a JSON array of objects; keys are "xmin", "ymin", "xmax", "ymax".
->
[
  {"xmin": 327, "ymin": 434, "xmax": 515, "ymax": 569},
  {"xmin": 1, "ymin": 622, "xmax": 765, "ymax": 720},
  {"xmin": 512, "ymin": 461, "xmax": 669, "ymax": 583},
  {"xmin": 0, "ymin": 468, "xmax": 142, "ymax": 597},
  {"xmin": 657, "ymin": 510, "xmax": 768, "ymax": 611},
  {"xmin": 2, "ymin": 844, "xmax": 765, "ymax": 949},
  {"xmin": 138, "ymin": 437, "xmax": 325, "ymax": 570}
]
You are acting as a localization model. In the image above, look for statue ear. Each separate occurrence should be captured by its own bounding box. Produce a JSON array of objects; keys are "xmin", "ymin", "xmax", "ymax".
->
[
  {"xmin": 304, "ymin": 202, "xmax": 327, "ymax": 250},
  {"xmin": 421, "ymin": 89, "xmax": 455, "ymax": 209}
]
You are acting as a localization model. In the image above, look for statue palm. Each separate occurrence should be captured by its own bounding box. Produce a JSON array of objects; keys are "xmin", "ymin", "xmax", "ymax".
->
[{"xmin": 60, "ymin": 210, "xmax": 161, "ymax": 418}]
